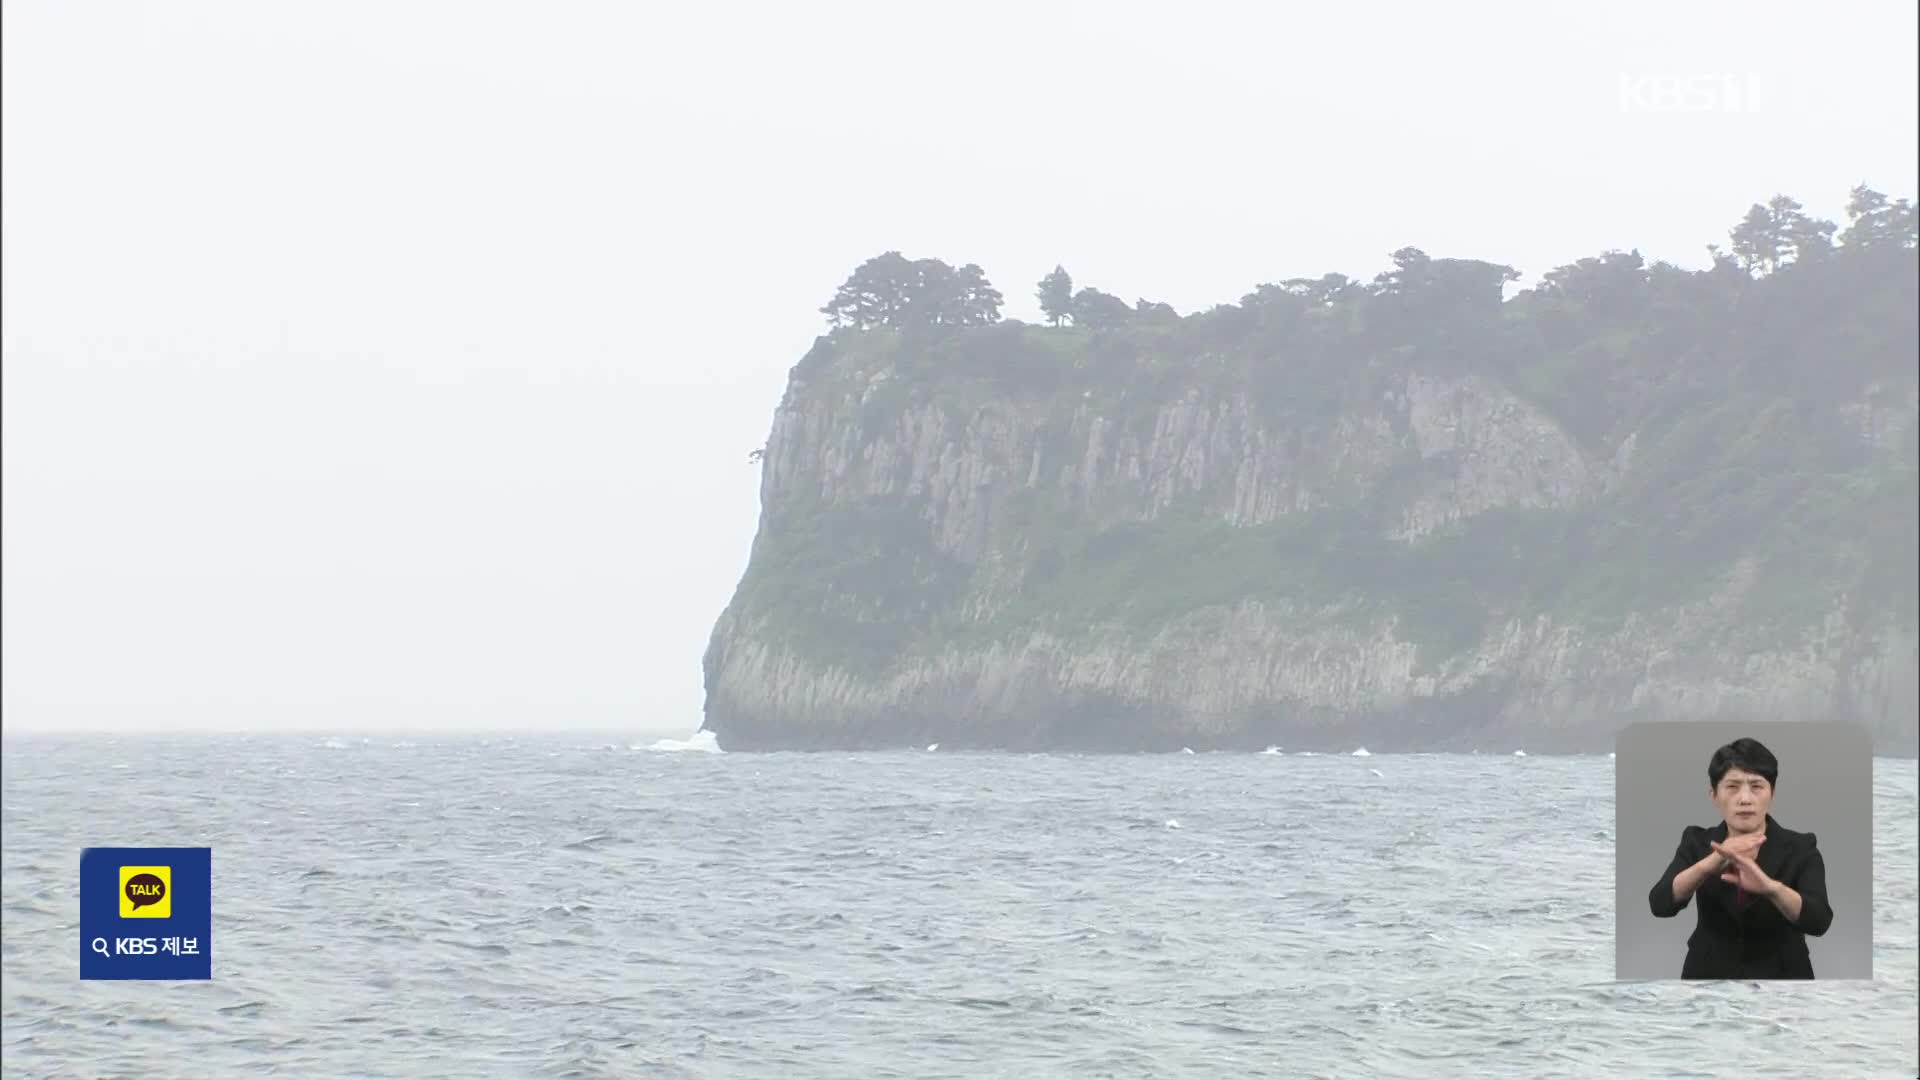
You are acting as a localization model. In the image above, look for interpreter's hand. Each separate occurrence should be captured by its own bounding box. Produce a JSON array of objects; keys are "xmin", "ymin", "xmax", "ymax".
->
[
  {"xmin": 1720, "ymin": 826, "xmax": 1758, "ymax": 860},
  {"xmin": 1704, "ymin": 826, "xmax": 1758, "ymax": 868},
  {"xmin": 1711, "ymin": 841, "xmax": 1778, "ymax": 896}
]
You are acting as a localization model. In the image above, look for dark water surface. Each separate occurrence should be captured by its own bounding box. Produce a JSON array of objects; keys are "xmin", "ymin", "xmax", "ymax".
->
[{"xmin": 4, "ymin": 736, "xmax": 1915, "ymax": 1078}]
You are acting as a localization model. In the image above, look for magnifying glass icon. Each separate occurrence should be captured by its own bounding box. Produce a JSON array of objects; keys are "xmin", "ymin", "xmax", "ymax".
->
[{"xmin": 90, "ymin": 937, "xmax": 110, "ymax": 958}]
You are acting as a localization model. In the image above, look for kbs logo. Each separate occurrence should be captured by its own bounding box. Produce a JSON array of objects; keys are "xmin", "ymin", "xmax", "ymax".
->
[
  {"xmin": 1617, "ymin": 73, "xmax": 1764, "ymax": 114},
  {"xmin": 81, "ymin": 847, "xmax": 211, "ymax": 980},
  {"xmin": 120, "ymin": 865, "xmax": 171, "ymax": 918}
]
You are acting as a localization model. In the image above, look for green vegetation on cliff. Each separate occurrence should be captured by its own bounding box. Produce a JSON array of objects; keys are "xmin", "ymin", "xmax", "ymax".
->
[{"xmin": 735, "ymin": 188, "xmax": 1918, "ymax": 679}]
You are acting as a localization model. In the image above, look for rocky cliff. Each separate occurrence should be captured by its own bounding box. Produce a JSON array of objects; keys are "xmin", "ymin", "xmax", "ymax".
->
[{"xmin": 701, "ymin": 247, "xmax": 1919, "ymax": 754}]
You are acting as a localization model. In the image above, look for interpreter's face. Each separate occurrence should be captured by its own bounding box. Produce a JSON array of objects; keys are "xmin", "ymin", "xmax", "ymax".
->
[{"xmin": 1712, "ymin": 766, "xmax": 1773, "ymax": 834}]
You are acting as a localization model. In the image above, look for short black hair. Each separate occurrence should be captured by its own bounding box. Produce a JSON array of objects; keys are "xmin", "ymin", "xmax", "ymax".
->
[{"xmin": 1709, "ymin": 737, "xmax": 1779, "ymax": 789}]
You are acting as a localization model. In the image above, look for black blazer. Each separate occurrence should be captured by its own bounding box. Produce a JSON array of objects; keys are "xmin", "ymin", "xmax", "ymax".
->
[{"xmin": 1648, "ymin": 814, "xmax": 1834, "ymax": 979}]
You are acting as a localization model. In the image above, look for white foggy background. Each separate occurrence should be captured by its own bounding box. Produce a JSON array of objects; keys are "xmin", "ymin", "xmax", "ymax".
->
[{"xmin": 3, "ymin": 1, "xmax": 1916, "ymax": 736}]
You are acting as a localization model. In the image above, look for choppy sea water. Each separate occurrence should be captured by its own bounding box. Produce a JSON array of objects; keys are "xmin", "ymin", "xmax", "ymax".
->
[{"xmin": 3, "ymin": 735, "xmax": 1915, "ymax": 1079}]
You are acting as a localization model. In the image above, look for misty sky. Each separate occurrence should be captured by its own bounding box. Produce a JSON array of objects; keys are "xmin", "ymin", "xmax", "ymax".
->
[{"xmin": 3, "ymin": 1, "xmax": 1916, "ymax": 736}]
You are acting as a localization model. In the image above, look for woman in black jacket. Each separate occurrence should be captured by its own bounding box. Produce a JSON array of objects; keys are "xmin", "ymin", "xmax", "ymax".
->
[{"xmin": 1648, "ymin": 737, "xmax": 1834, "ymax": 979}]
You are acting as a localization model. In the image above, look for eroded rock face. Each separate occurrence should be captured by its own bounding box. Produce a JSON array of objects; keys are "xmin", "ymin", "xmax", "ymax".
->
[{"xmin": 705, "ymin": 339, "xmax": 1919, "ymax": 754}]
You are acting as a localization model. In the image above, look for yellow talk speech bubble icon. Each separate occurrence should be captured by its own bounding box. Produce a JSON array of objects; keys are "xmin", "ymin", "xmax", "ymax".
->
[{"xmin": 119, "ymin": 865, "xmax": 171, "ymax": 918}]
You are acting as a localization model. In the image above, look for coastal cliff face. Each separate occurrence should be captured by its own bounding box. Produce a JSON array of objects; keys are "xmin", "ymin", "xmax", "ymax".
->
[{"xmin": 701, "ymin": 256, "xmax": 1920, "ymax": 754}]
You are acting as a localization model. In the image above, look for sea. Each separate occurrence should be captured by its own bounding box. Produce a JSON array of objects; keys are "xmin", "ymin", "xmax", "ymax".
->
[{"xmin": 3, "ymin": 734, "xmax": 1915, "ymax": 1079}]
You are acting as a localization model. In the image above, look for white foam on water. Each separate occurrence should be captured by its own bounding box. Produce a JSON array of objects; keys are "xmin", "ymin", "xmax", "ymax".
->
[
  {"xmin": 1164, "ymin": 819, "xmax": 1181, "ymax": 829},
  {"xmin": 1351, "ymin": 747, "xmax": 1371, "ymax": 757},
  {"xmin": 1369, "ymin": 768, "xmax": 1385, "ymax": 778},
  {"xmin": 1260, "ymin": 746, "xmax": 1283, "ymax": 755},
  {"xmin": 925, "ymin": 743, "xmax": 939, "ymax": 752},
  {"xmin": 1180, "ymin": 747, "xmax": 1195, "ymax": 755},
  {"xmin": 638, "ymin": 730, "xmax": 723, "ymax": 754},
  {"xmin": 1513, "ymin": 750, "xmax": 1528, "ymax": 757}
]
